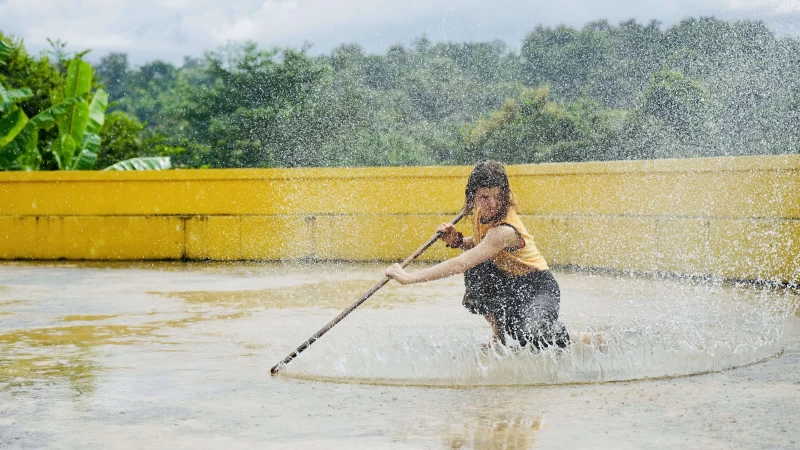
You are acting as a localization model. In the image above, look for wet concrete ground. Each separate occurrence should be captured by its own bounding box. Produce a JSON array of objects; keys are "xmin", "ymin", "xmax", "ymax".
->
[{"xmin": 0, "ymin": 261, "xmax": 798, "ymax": 449}]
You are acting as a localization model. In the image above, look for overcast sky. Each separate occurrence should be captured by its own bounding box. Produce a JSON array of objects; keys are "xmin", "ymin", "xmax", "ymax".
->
[{"xmin": 2, "ymin": 0, "xmax": 800, "ymax": 66}]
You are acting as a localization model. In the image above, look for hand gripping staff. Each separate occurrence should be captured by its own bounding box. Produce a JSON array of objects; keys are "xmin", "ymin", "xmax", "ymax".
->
[{"xmin": 270, "ymin": 210, "xmax": 466, "ymax": 375}]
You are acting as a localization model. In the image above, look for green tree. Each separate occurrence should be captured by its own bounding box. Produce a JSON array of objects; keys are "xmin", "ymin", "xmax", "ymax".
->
[
  {"xmin": 88, "ymin": 17, "xmax": 800, "ymax": 167},
  {"xmin": 96, "ymin": 111, "xmax": 184, "ymax": 168},
  {"xmin": 458, "ymin": 86, "xmax": 580, "ymax": 163},
  {"xmin": 521, "ymin": 22, "xmax": 615, "ymax": 101},
  {"xmin": 167, "ymin": 43, "xmax": 327, "ymax": 167},
  {"xmin": 0, "ymin": 33, "xmax": 66, "ymax": 124},
  {"xmin": 95, "ymin": 52, "xmax": 129, "ymax": 102},
  {"xmin": 615, "ymin": 70, "xmax": 711, "ymax": 160}
]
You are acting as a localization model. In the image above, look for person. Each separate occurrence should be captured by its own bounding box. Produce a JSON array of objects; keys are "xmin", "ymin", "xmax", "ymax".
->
[{"xmin": 385, "ymin": 160, "xmax": 570, "ymax": 350}]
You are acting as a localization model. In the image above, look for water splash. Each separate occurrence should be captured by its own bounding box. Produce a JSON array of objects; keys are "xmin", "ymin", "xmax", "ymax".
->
[{"xmin": 280, "ymin": 278, "xmax": 798, "ymax": 386}]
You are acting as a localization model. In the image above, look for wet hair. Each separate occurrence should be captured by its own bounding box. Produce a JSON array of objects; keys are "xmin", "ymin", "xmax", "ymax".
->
[{"xmin": 463, "ymin": 160, "xmax": 516, "ymax": 221}]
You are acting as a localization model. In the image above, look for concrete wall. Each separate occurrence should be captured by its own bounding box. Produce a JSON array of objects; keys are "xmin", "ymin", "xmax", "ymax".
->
[{"xmin": 1, "ymin": 155, "xmax": 798, "ymax": 283}]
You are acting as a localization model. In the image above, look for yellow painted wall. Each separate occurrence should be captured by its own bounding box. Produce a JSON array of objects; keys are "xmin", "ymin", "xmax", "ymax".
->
[{"xmin": 1, "ymin": 155, "xmax": 798, "ymax": 283}]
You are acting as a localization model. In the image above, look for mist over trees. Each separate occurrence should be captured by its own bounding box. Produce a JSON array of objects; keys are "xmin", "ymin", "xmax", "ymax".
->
[{"xmin": 4, "ymin": 17, "xmax": 800, "ymax": 169}]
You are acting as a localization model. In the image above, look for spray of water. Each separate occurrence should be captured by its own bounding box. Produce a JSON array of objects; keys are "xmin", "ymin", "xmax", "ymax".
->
[{"xmin": 280, "ymin": 276, "xmax": 798, "ymax": 386}]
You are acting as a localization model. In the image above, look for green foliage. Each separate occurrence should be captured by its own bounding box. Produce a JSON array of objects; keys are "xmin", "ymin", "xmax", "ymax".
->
[
  {"xmin": 0, "ymin": 33, "xmax": 169, "ymax": 171},
  {"xmin": 0, "ymin": 84, "xmax": 32, "ymax": 113},
  {"xmin": 640, "ymin": 70, "xmax": 708, "ymax": 133},
  {"xmin": 0, "ymin": 38, "xmax": 10, "ymax": 66},
  {"xmin": 0, "ymin": 80, "xmax": 33, "ymax": 150},
  {"xmin": 615, "ymin": 70, "xmax": 711, "ymax": 160},
  {"xmin": 95, "ymin": 52, "xmax": 129, "ymax": 101},
  {"xmin": 522, "ymin": 22, "xmax": 615, "ymax": 102},
  {"xmin": 0, "ymin": 32, "xmax": 65, "ymax": 120},
  {"xmin": 0, "ymin": 34, "xmax": 108, "ymax": 170},
  {"xmin": 0, "ymin": 104, "xmax": 28, "ymax": 147},
  {"xmin": 54, "ymin": 16, "xmax": 800, "ymax": 167},
  {"xmin": 0, "ymin": 96, "xmax": 82, "ymax": 170},
  {"xmin": 33, "ymin": 58, "xmax": 110, "ymax": 171},
  {"xmin": 162, "ymin": 43, "xmax": 328, "ymax": 168},
  {"xmin": 96, "ymin": 111, "xmax": 184, "ymax": 168},
  {"xmin": 48, "ymin": 58, "xmax": 109, "ymax": 170},
  {"xmin": 457, "ymin": 86, "xmax": 618, "ymax": 163},
  {"xmin": 96, "ymin": 110, "xmax": 144, "ymax": 167}
]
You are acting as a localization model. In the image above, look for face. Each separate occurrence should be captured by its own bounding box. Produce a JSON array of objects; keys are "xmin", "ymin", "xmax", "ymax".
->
[{"xmin": 475, "ymin": 187, "xmax": 504, "ymax": 221}]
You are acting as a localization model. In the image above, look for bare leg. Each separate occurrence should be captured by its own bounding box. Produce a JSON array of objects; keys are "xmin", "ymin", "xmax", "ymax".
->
[
  {"xmin": 574, "ymin": 330, "xmax": 611, "ymax": 352},
  {"xmin": 484, "ymin": 314, "xmax": 505, "ymax": 345}
]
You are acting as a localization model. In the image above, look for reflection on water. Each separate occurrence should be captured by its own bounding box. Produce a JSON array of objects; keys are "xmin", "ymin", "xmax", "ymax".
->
[
  {"xmin": 62, "ymin": 315, "xmax": 118, "ymax": 322},
  {"xmin": 1, "ymin": 262, "xmax": 798, "ymax": 394},
  {"xmin": 1, "ymin": 323, "xmax": 151, "ymax": 395},
  {"xmin": 0, "ymin": 324, "xmax": 146, "ymax": 347},
  {"xmin": 0, "ymin": 279, "xmax": 268, "ymax": 396},
  {"xmin": 0, "ymin": 262, "xmax": 412, "ymax": 397},
  {"xmin": 1, "ymin": 354, "xmax": 98, "ymax": 395},
  {"xmin": 445, "ymin": 415, "xmax": 542, "ymax": 450},
  {"xmin": 157, "ymin": 278, "xmax": 433, "ymax": 310}
]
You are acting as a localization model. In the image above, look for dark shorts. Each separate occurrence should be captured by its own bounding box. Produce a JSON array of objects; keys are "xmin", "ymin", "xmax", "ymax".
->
[{"xmin": 463, "ymin": 261, "xmax": 570, "ymax": 349}]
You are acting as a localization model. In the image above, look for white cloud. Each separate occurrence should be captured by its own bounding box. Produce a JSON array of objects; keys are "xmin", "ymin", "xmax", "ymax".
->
[
  {"xmin": 722, "ymin": 0, "xmax": 800, "ymax": 15},
  {"xmin": 191, "ymin": 0, "xmax": 471, "ymax": 43}
]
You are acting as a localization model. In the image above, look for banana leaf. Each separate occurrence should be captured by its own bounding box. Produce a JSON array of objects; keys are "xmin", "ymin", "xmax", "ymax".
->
[
  {"xmin": 54, "ymin": 98, "xmax": 88, "ymax": 169},
  {"xmin": 55, "ymin": 59, "xmax": 92, "ymax": 164},
  {"xmin": 85, "ymin": 89, "xmax": 108, "ymax": 135},
  {"xmin": 51, "ymin": 134, "xmax": 78, "ymax": 170},
  {"xmin": 103, "ymin": 157, "xmax": 172, "ymax": 171},
  {"xmin": 0, "ymin": 84, "xmax": 33, "ymax": 114},
  {"xmin": 0, "ymin": 124, "xmax": 37, "ymax": 169},
  {"xmin": 71, "ymin": 133, "xmax": 100, "ymax": 170},
  {"xmin": 64, "ymin": 58, "xmax": 92, "ymax": 99},
  {"xmin": 0, "ymin": 106, "xmax": 28, "ymax": 147},
  {"xmin": 63, "ymin": 89, "xmax": 107, "ymax": 170},
  {"xmin": 27, "ymin": 96, "xmax": 82, "ymax": 131},
  {"xmin": 0, "ymin": 97, "xmax": 81, "ymax": 169}
]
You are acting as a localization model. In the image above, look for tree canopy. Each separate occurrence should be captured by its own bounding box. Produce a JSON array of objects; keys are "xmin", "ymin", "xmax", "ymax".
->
[{"xmin": 2, "ymin": 16, "xmax": 799, "ymax": 170}]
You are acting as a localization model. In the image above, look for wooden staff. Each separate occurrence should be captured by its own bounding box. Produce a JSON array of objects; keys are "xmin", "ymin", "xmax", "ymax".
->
[{"xmin": 270, "ymin": 209, "xmax": 467, "ymax": 375}]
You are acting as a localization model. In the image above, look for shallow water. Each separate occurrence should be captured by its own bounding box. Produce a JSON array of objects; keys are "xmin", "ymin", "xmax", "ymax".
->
[{"xmin": 0, "ymin": 261, "xmax": 798, "ymax": 449}]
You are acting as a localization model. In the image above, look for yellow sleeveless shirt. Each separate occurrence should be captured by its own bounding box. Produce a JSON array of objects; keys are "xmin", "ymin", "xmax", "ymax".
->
[{"xmin": 471, "ymin": 208, "xmax": 549, "ymax": 276}]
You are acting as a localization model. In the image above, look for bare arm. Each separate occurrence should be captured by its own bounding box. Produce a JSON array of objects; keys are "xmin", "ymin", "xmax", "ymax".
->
[{"xmin": 385, "ymin": 225, "xmax": 517, "ymax": 285}]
